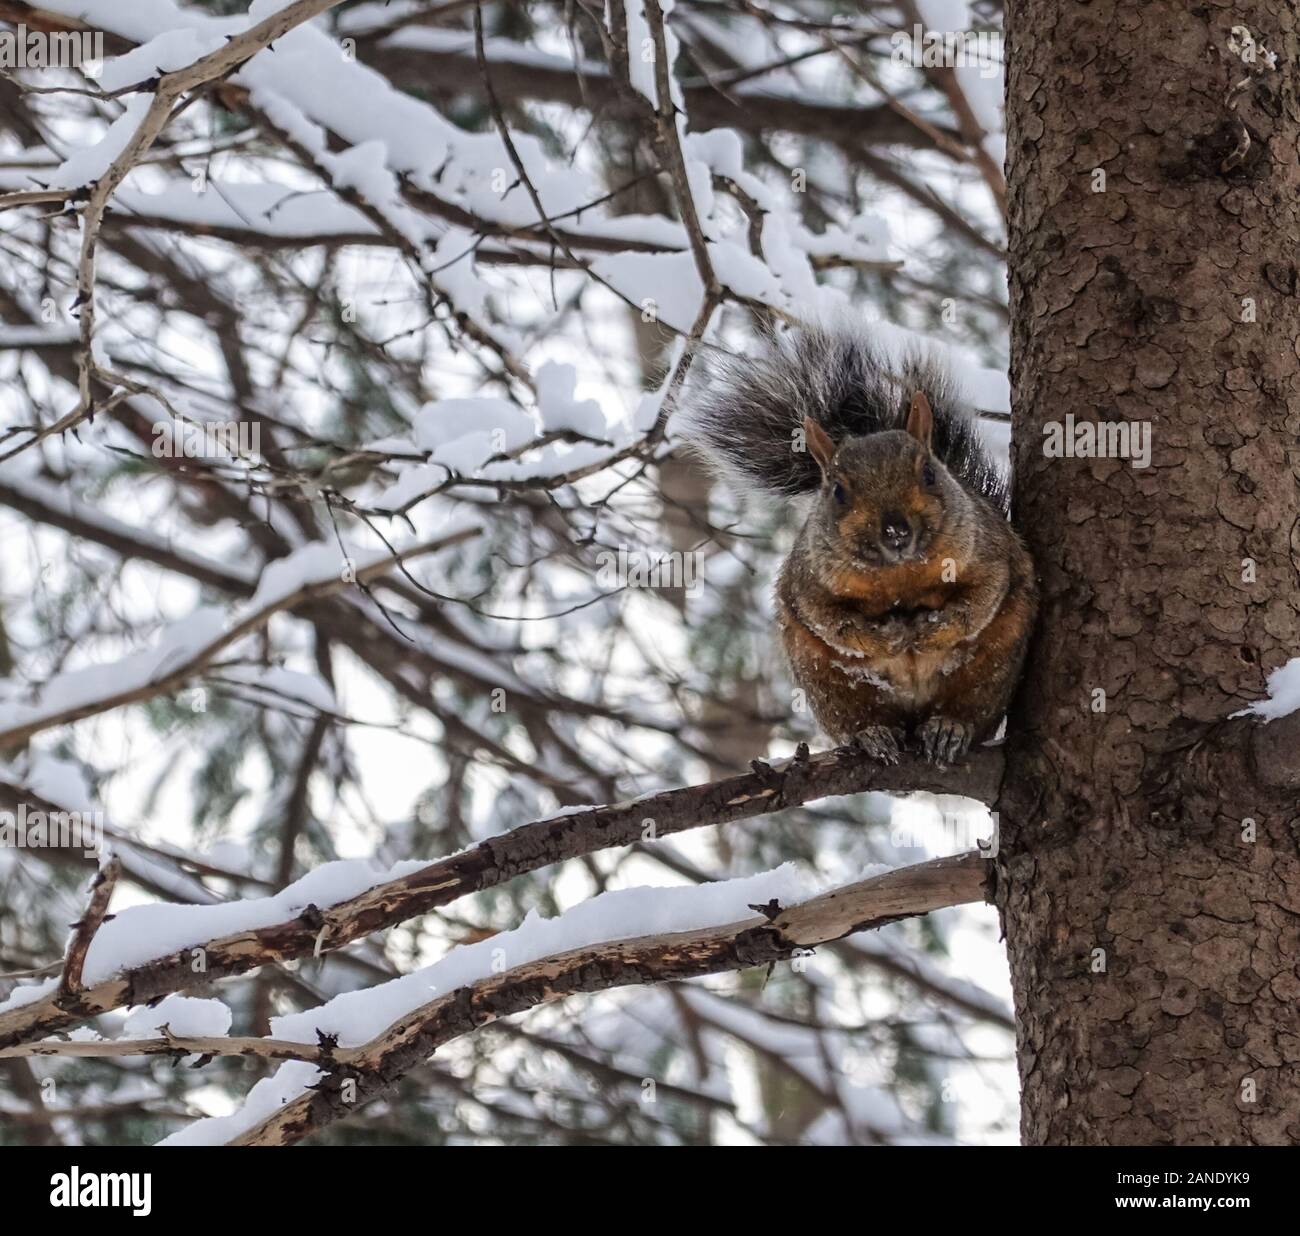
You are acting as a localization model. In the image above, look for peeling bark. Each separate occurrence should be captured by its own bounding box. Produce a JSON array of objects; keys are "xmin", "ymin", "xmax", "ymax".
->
[
  {"xmin": 0, "ymin": 744, "xmax": 1002, "ymax": 1051},
  {"xmin": 231, "ymin": 852, "xmax": 991, "ymax": 1146},
  {"xmin": 999, "ymin": 0, "xmax": 1300, "ymax": 1144}
]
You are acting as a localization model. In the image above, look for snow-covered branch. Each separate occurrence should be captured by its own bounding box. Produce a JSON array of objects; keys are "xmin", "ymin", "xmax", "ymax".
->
[
  {"xmin": 0, "ymin": 742, "xmax": 1001, "ymax": 1052},
  {"xmin": 0, "ymin": 0, "xmax": 1018, "ymax": 1145},
  {"xmin": 192, "ymin": 851, "xmax": 991, "ymax": 1145},
  {"xmin": 0, "ymin": 525, "xmax": 478, "ymax": 748},
  {"xmin": 0, "ymin": 0, "xmax": 351, "ymax": 460}
]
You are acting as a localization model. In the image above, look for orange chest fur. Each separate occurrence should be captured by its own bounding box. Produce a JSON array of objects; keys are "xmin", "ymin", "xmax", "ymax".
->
[
  {"xmin": 779, "ymin": 602, "xmax": 961, "ymax": 709},
  {"xmin": 825, "ymin": 561, "xmax": 957, "ymax": 617}
]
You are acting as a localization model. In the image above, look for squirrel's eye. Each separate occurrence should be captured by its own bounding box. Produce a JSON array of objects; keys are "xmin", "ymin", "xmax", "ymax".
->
[
  {"xmin": 832, "ymin": 481, "xmax": 847, "ymax": 504},
  {"xmin": 921, "ymin": 462, "xmax": 937, "ymax": 488}
]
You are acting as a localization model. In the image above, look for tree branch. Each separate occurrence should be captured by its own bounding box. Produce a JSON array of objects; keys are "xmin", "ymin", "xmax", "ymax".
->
[
  {"xmin": 55, "ymin": 857, "xmax": 121, "ymax": 1002},
  {"xmin": 0, "ymin": 0, "xmax": 348, "ymax": 461},
  {"xmin": 0, "ymin": 743, "xmax": 1002, "ymax": 1051},
  {"xmin": 359, "ymin": 35, "xmax": 959, "ymax": 154},
  {"xmin": 0, "ymin": 527, "xmax": 478, "ymax": 748},
  {"xmin": 228, "ymin": 851, "xmax": 991, "ymax": 1145},
  {"xmin": 1, "ymin": 1030, "xmax": 328, "ymax": 1066}
]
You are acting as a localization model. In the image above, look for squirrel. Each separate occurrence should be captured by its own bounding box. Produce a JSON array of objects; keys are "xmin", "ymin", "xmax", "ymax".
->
[{"xmin": 681, "ymin": 323, "xmax": 1038, "ymax": 765}]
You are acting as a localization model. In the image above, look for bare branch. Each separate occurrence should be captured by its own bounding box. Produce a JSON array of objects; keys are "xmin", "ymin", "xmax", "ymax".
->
[
  {"xmin": 1, "ymin": 1029, "xmax": 327, "ymax": 1066},
  {"xmin": 55, "ymin": 856, "xmax": 121, "ymax": 1002},
  {"xmin": 643, "ymin": 0, "xmax": 720, "ymax": 302},
  {"xmin": 360, "ymin": 33, "xmax": 960, "ymax": 154}
]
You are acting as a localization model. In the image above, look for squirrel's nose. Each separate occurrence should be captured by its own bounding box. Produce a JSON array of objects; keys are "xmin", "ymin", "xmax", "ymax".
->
[{"xmin": 881, "ymin": 511, "xmax": 912, "ymax": 550}]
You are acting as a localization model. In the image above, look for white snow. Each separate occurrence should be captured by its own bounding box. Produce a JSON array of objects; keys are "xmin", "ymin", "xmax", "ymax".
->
[
  {"xmin": 122, "ymin": 993, "xmax": 231, "ymax": 1039},
  {"xmin": 114, "ymin": 182, "xmax": 378, "ymax": 241},
  {"xmin": 1237, "ymin": 657, "xmax": 1300, "ymax": 720},
  {"xmin": 535, "ymin": 363, "xmax": 607, "ymax": 439},
  {"xmin": 159, "ymin": 859, "xmax": 861, "ymax": 1145},
  {"xmin": 414, "ymin": 397, "xmax": 537, "ymax": 460},
  {"xmin": 0, "ymin": 608, "xmax": 226, "ymax": 736},
  {"xmin": 49, "ymin": 94, "xmax": 155, "ymax": 189},
  {"xmin": 159, "ymin": 1060, "xmax": 322, "ymax": 1146},
  {"xmin": 213, "ymin": 665, "xmax": 337, "ymax": 714},
  {"xmin": 95, "ymin": 29, "xmax": 226, "ymax": 93},
  {"xmin": 0, "ymin": 324, "xmax": 80, "ymax": 347},
  {"xmin": 273, "ymin": 862, "xmax": 812, "ymax": 1049},
  {"xmin": 0, "ymin": 855, "xmax": 429, "ymax": 1016},
  {"xmin": 624, "ymin": 1, "xmax": 658, "ymax": 105}
]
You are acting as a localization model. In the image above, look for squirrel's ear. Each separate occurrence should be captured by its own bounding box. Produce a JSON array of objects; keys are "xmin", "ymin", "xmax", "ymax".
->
[
  {"xmin": 802, "ymin": 416, "xmax": 836, "ymax": 472},
  {"xmin": 906, "ymin": 391, "xmax": 934, "ymax": 450}
]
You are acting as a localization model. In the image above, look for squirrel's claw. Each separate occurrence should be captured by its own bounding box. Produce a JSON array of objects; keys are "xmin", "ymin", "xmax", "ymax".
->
[
  {"xmin": 852, "ymin": 725, "xmax": 903, "ymax": 765},
  {"xmin": 917, "ymin": 717, "xmax": 972, "ymax": 766}
]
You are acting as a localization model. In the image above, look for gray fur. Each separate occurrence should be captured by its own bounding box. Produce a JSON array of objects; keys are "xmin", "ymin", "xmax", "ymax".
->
[{"xmin": 678, "ymin": 323, "xmax": 1009, "ymax": 515}]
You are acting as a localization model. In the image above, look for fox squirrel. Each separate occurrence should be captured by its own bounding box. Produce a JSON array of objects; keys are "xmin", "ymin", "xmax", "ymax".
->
[{"xmin": 682, "ymin": 325, "xmax": 1038, "ymax": 765}]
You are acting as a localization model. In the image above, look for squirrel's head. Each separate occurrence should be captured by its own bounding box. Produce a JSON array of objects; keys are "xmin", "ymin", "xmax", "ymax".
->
[{"xmin": 804, "ymin": 392, "xmax": 961, "ymax": 568}]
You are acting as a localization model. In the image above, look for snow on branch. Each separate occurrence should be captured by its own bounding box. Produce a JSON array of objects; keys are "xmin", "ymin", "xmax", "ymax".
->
[
  {"xmin": 0, "ymin": 851, "xmax": 988, "ymax": 1145},
  {"xmin": 0, "ymin": 524, "xmax": 479, "ymax": 748},
  {"xmin": 0, "ymin": 743, "xmax": 1002, "ymax": 1052},
  {"xmin": 143, "ymin": 850, "xmax": 989, "ymax": 1145},
  {"xmin": 0, "ymin": 0, "xmax": 351, "ymax": 461}
]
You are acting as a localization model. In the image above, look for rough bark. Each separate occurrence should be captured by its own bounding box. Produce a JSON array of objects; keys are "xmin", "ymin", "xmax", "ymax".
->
[{"xmin": 999, "ymin": 1, "xmax": 1300, "ymax": 1144}]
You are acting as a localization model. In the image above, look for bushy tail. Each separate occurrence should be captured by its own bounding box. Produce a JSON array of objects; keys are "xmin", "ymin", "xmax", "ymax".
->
[{"xmin": 678, "ymin": 323, "xmax": 1008, "ymax": 514}]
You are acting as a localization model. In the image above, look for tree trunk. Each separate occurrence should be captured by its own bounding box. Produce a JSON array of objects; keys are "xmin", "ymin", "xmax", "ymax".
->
[{"xmin": 999, "ymin": 1, "xmax": 1300, "ymax": 1144}]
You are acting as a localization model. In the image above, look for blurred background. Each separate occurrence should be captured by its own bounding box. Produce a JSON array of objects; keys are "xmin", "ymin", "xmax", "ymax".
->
[{"xmin": 0, "ymin": 0, "xmax": 1017, "ymax": 1144}]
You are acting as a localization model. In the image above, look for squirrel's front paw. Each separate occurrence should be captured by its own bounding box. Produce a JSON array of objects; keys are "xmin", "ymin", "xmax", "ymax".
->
[
  {"xmin": 852, "ymin": 724, "xmax": 903, "ymax": 765},
  {"xmin": 916, "ymin": 716, "xmax": 972, "ymax": 766}
]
